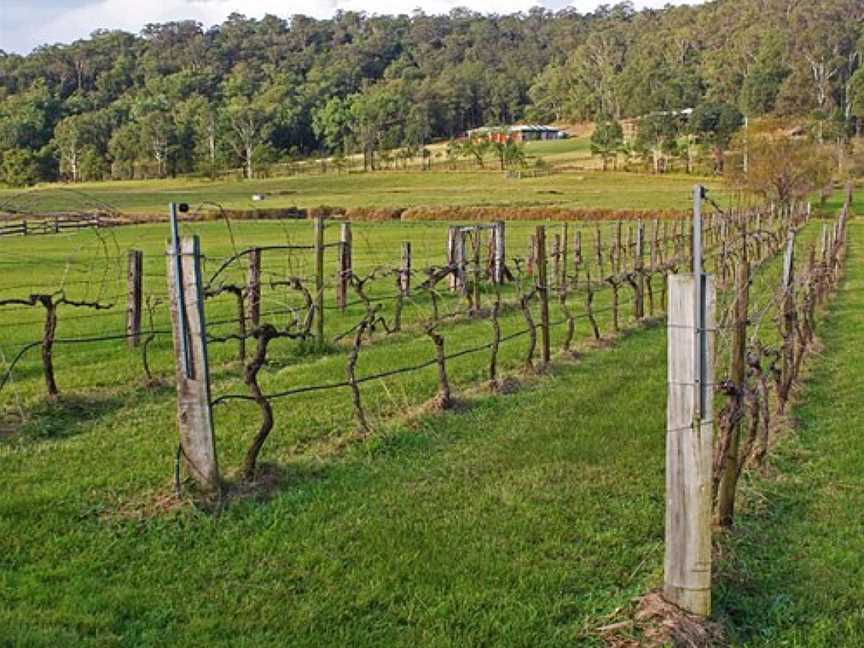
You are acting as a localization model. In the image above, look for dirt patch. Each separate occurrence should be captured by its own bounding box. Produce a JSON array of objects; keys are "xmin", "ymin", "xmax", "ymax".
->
[
  {"xmin": 401, "ymin": 205, "xmax": 687, "ymax": 223},
  {"xmin": 599, "ymin": 591, "xmax": 726, "ymax": 647},
  {"xmin": 490, "ymin": 376, "xmax": 521, "ymax": 394}
]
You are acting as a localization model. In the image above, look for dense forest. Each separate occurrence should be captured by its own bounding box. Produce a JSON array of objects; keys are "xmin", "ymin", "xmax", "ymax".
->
[{"xmin": 0, "ymin": 0, "xmax": 863, "ymax": 185}]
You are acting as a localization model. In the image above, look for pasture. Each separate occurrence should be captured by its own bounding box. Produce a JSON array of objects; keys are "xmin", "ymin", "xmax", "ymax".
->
[{"xmin": 0, "ymin": 152, "xmax": 721, "ymax": 217}]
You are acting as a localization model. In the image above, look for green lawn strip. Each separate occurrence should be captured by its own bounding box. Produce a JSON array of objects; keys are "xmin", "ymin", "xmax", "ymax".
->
[
  {"xmin": 715, "ymin": 222, "xmax": 864, "ymax": 645},
  {"xmin": 0, "ymin": 169, "xmax": 720, "ymax": 214},
  {"xmin": 1, "ymin": 312, "xmax": 668, "ymax": 646}
]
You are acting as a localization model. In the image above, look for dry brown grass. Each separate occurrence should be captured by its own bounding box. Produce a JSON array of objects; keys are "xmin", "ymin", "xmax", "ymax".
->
[{"xmin": 400, "ymin": 205, "xmax": 687, "ymax": 223}]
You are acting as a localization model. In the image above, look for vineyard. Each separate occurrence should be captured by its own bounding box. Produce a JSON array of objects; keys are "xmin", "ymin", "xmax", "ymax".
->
[{"xmin": 0, "ymin": 190, "xmax": 856, "ymax": 644}]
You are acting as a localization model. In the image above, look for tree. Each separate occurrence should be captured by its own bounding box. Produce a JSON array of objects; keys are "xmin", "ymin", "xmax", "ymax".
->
[
  {"xmin": 688, "ymin": 103, "xmax": 743, "ymax": 175},
  {"xmin": 739, "ymin": 32, "xmax": 790, "ymax": 117},
  {"xmin": 0, "ymin": 149, "xmax": 40, "ymax": 187},
  {"xmin": 52, "ymin": 109, "xmax": 115, "ymax": 182},
  {"xmin": 726, "ymin": 129, "xmax": 834, "ymax": 207},
  {"xmin": 850, "ymin": 66, "xmax": 864, "ymax": 133},
  {"xmin": 465, "ymin": 138, "xmax": 491, "ymax": 168},
  {"xmin": 52, "ymin": 116, "xmax": 85, "ymax": 182},
  {"xmin": 591, "ymin": 118, "xmax": 624, "ymax": 171},
  {"xmin": 138, "ymin": 110, "xmax": 176, "ymax": 178},
  {"xmin": 635, "ymin": 113, "xmax": 680, "ymax": 174},
  {"xmin": 0, "ymin": 81, "xmax": 57, "ymax": 153},
  {"xmin": 312, "ymin": 96, "xmax": 354, "ymax": 155}
]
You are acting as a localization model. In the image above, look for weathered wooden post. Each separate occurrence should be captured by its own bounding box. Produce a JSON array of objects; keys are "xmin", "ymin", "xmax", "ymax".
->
[
  {"xmin": 664, "ymin": 186, "xmax": 714, "ymax": 617},
  {"xmin": 561, "ymin": 223, "xmax": 569, "ymax": 290},
  {"xmin": 572, "ymin": 230, "xmax": 583, "ymax": 289},
  {"xmin": 551, "ymin": 233, "xmax": 562, "ymax": 291},
  {"xmin": 716, "ymin": 224, "xmax": 749, "ymax": 527},
  {"xmin": 634, "ymin": 222, "xmax": 644, "ymax": 319},
  {"xmin": 455, "ymin": 229, "xmax": 467, "ymax": 295},
  {"xmin": 535, "ymin": 225, "xmax": 551, "ymax": 365},
  {"xmin": 166, "ymin": 206, "xmax": 219, "ymax": 494},
  {"xmin": 247, "ymin": 247, "xmax": 261, "ymax": 328},
  {"xmin": 651, "ymin": 220, "xmax": 659, "ymax": 270},
  {"xmin": 314, "ymin": 215, "xmax": 325, "ymax": 343},
  {"xmin": 447, "ymin": 226, "xmax": 458, "ymax": 291},
  {"xmin": 471, "ymin": 226, "xmax": 482, "ymax": 314},
  {"xmin": 126, "ymin": 249, "xmax": 143, "ymax": 348},
  {"xmin": 492, "ymin": 221, "xmax": 506, "ymax": 284},
  {"xmin": 336, "ymin": 223, "xmax": 352, "ymax": 310},
  {"xmin": 400, "ymin": 241, "xmax": 411, "ymax": 295},
  {"xmin": 595, "ymin": 225, "xmax": 604, "ymax": 277},
  {"xmin": 778, "ymin": 228, "xmax": 797, "ymax": 412}
]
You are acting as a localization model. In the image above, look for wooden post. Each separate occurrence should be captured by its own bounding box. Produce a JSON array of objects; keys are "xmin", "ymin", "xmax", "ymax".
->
[
  {"xmin": 492, "ymin": 221, "xmax": 506, "ymax": 284},
  {"xmin": 166, "ymin": 236, "xmax": 220, "ymax": 494},
  {"xmin": 247, "ymin": 247, "xmax": 261, "ymax": 328},
  {"xmin": 561, "ymin": 223, "xmax": 569, "ymax": 290},
  {"xmin": 572, "ymin": 230, "xmax": 582, "ymax": 289},
  {"xmin": 455, "ymin": 229, "xmax": 467, "ymax": 294},
  {"xmin": 665, "ymin": 272, "xmax": 715, "ymax": 617},
  {"xmin": 716, "ymin": 242, "xmax": 749, "ymax": 527},
  {"xmin": 779, "ymin": 228, "xmax": 796, "ymax": 409},
  {"xmin": 634, "ymin": 222, "xmax": 644, "ymax": 319},
  {"xmin": 551, "ymin": 233, "xmax": 562, "ymax": 291},
  {"xmin": 651, "ymin": 220, "xmax": 659, "ymax": 270},
  {"xmin": 337, "ymin": 223, "xmax": 352, "ymax": 310},
  {"xmin": 447, "ymin": 226, "xmax": 457, "ymax": 291},
  {"xmin": 595, "ymin": 225, "xmax": 604, "ymax": 277},
  {"xmin": 314, "ymin": 216, "xmax": 325, "ymax": 343},
  {"xmin": 626, "ymin": 224, "xmax": 633, "ymax": 265},
  {"xmin": 471, "ymin": 226, "xmax": 481, "ymax": 314},
  {"xmin": 400, "ymin": 241, "xmax": 411, "ymax": 295},
  {"xmin": 535, "ymin": 226, "xmax": 551, "ymax": 365},
  {"xmin": 126, "ymin": 249, "xmax": 143, "ymax": 348}
]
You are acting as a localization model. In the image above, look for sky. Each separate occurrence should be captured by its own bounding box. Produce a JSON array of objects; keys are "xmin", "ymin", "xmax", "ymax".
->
[{"xmin": 0, "ymin": 0, "xmax": 702, "ymax": 55}]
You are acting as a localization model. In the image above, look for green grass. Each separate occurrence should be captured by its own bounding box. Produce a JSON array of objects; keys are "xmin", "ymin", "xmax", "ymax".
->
[
  {"xmin": 0, "ymin": 324, "xmax": 675, "ymax": 647},
  {"xmin": 0, "ymin": 167, "xmax": 720, "ymax": 215},
  {"xmin": 0, "ymin": 200, "xmax": 857, "ymax": 645},
  {"xmin": 0, "ymin": 215, "xmax": 673, "ymax": 646},
  {"xmin": 715, "ymin": 222, "xmax": 864, "ymax": 646},
  {"xmin": 0, "ymin": 217, "xmax": 651, "ymax": 448}
]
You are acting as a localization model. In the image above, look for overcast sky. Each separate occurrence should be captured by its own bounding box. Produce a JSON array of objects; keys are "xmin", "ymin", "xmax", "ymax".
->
[{"xmin": 1, "ymin": 0, "xmax": 702, "ymax": 55}]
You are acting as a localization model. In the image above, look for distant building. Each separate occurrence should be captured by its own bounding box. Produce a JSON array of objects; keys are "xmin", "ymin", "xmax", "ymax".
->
[
  {"xmin": 621, "ymin": 109, "xmax": 694, "ymax": 143},
  {"xmin": 467, "ymin": 124, "xmax": 566, "ymax": 143}
]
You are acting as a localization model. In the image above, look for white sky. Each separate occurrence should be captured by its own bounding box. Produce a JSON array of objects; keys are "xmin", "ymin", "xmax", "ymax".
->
[{"xmin": 1, "ymin": 1, "xmax": 703, "ymax": 55}]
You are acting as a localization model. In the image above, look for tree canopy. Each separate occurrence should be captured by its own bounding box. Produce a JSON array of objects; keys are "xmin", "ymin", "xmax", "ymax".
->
[{"xmin": 0, "ymin": 1, "xmax": 861, "ymax": 185}]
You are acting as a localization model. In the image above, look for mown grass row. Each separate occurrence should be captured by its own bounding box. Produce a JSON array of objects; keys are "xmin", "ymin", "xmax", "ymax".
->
[{"xmin": 0, "ymin": 211, "xmax": 840, "ymax": 645}]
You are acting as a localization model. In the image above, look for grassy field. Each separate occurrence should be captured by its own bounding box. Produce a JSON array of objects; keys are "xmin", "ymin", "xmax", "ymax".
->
[
  {"xmin": 0, "ymin": 155, "xmax": 720, "ymax": 216},
  {"xmin": 0, "ymin": 216, "xmax": 670, "ymax": 646},
  {"xmin": 0, "ymin": 184, "xmax": 851, "ymax": 644},
  {"xmin": 716, "ymin": 225, "xmax": 864, "ymax": 646}
]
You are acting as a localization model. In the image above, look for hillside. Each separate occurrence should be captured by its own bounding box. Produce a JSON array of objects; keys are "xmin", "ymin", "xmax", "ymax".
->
[{"xmin": 1, "ymin": 0, "xmax": 862, "ymax": 186}]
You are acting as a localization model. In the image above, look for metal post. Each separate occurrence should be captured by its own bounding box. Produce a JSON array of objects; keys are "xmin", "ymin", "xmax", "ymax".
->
[
  {"xmin": 170, "ymin": 203, "xmax": 192, "ymax": 378},
  {"xmin": 692, "ymin": 185, "xmax": 706, "ymax": 418},
  {"xmin": 314, "ymin": 216, "xmax": 325, "ymax": 343}
]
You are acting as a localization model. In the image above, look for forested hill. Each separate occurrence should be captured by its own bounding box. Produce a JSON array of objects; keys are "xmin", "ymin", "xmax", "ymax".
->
[{"xmin": 1, "ymin": 0, "xmax": 863, "ymax": 185}]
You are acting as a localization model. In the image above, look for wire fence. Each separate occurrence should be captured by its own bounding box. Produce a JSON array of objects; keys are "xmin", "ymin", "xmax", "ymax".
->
[{"xmin": 0, "ymin": 200, "xmax": 823, "ymax": 472}]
